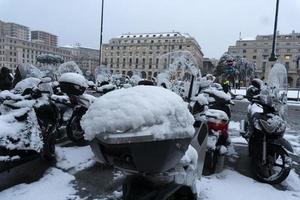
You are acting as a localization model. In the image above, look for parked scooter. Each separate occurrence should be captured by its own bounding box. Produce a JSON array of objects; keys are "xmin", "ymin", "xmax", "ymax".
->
[
  {"xmin": 195, "ymin": 76, "xmax": 233, "ymax": 175},
  {"xmin": 58, "ymin": 72, "xmax": 95, "ymax": 145},
  {"xmin": 240, "ymin": 63, "xmax": 293, "ymax": 184},
  {"xmin": 0, "ymin": 77, "xmax": 59, "ymax": 172}
]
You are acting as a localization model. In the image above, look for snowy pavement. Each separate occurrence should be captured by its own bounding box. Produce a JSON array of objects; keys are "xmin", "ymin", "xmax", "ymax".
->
[
  {"xmin": 0, "ymin": 103, "xmax": 299, "ymax": 200},
  {"xmin": 1, "ymin": 122, "xmax": 299, "ymax": 200}
]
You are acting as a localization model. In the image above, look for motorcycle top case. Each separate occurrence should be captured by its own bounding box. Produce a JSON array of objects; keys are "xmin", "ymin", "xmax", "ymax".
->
[
  {"xmin": 90, "ymin": 132, "xmax": 193, "ymax": 174},
  {"xmin": 59, "ymin": 81, "xmax": 86, "ymax": 96}
]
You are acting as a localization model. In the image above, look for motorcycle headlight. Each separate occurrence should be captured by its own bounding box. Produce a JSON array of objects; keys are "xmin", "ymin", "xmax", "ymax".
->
[
  {"xmin": 260, "ymin": 119, "xmax": 277, "ymax": 133},
  {"xmin": 259, "ymin": 115, "xmax": 286, "ymax": 134}
]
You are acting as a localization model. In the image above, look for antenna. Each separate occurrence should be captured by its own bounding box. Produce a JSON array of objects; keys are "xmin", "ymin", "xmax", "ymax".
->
[{"xmin": 239, "ymin": 32, "xmax": 242, "ymax": 40}]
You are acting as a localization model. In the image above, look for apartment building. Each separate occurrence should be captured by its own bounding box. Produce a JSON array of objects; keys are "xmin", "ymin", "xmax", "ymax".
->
[
  {"xmin": 228, "ymin": 31, "xmax": 300, "ymax": 87},
  {"xmin": 61, "ymin": 46, "xmax": 100, "ymax": 74},
  {"xmin": 0, "ymin": 20, "xmax": 29, "ymax": 40},
  {"xmin": 31, "ymin": 30, "xmax": 58, "ymax": 47},
  {"xmin": 102, "ymin": 32, "xmax": 204, "ymax": 79},
  {"xmin": 0, "ymin": 35, "xmax": 71, "ymax": 72}
]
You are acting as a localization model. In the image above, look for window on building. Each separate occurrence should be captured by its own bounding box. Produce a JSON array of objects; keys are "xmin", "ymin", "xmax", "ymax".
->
[
  {"xmin": 243, "ymin": 43, "xmax": 247, "ymax": 46},
  {"xmin": 287, "ymin": 49, "xmax": 291, "ymax": 53},
  {"xmin": 284, "ymin": 55, "xmax": 290, "ymax": 60},
  {"xmin": 135, "ymin": 58, "xmax": 139, "ymax": 64},
  {"xmin": 129, "ymin": 58, "xmax": 132, "ymax": 66},
  {"xmin": 243, "ymin": 49, "xmax": 247, "ymax": 53},
  {"xmin": 179, "ymin": 45, "xmax": 182, "ymax": 50},
  {"xmin": 253, "ymin": 55, "xmax": 257, "ymax": 59},
  {"xmin": 149, "ymin": 58, "xmax": 152, "ymax": 69}
]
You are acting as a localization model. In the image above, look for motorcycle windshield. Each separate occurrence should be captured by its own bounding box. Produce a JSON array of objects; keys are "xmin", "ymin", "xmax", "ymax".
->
[
  {"xmin": 58, "ymin": 61, "xmax": 83, "ymax": 77},
  {"xmin": 94, "ymin": 65, "xmax": 111, "ymax": 84},
  {"xmin": 261, "ymin": 63, "xmax": 288, "ymax": 118},
  {"xmin": 157, "ymin": 51, "xmax": 201, "ymax": 100}
]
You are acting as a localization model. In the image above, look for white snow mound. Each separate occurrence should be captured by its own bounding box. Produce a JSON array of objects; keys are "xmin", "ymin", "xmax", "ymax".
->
[
  {"xmin": 81, "ymin": 86, "xmax": 195, "ymax": 140},
  {"xmin": 59, "ymin": 72, "xmax": 88, "ymax": 88}
]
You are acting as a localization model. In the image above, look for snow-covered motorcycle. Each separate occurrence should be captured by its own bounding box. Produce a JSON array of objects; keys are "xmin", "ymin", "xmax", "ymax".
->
[
  {"xmin": 58, "ymin": 72, "xmax": 95, "ymax": 145},
  {"xmin": 0, "ymin": 78, "xmax": 59, "ymax": 172},
  {"xmin": 241, "ymin": 63, "xmax": 293, "ymax": 184},
  {"xmin": 196, "ymin": 78, "xmax": 233, "ymax": 174}
]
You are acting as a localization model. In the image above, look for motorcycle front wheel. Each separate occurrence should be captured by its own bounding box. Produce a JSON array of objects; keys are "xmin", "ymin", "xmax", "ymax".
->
[
  {"xmin": 66, "ymin": 113, "xmax": 87, "ymax": 145},
  {"xmin": 252, "ymin": 144, "xmax": 292, "ymax": 185}
]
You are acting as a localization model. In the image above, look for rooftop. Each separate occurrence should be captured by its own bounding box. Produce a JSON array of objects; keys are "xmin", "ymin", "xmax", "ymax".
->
[{"xmin": 117, "ymin": 32, "xmax": 192, "ymax": 39}]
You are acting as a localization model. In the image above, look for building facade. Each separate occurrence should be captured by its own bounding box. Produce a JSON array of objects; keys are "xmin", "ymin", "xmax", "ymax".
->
[
  {"xmin": 0, "ymin": 35, "xmax": 72, "ymax": 72},
  {"xmin": 0, "ymin": 20, "xmax": 29, "ymax": 40},
  {"xmin": 228, "ymin": 31, "xmax": 300, "ymax": 87},
  {"xmin": 102, "ymin": 32, "xmax": 204, "ymax": 79},
  {"xmin": 61, "ymin": 46, "xmax": 100, "ymax": 75},
  {"xmin": 31, "ymin": 30, "xmax": 58, "ymax": 47}
]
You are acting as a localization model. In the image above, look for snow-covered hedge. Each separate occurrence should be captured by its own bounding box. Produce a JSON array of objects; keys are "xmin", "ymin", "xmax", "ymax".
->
[{"xmin": 81, "ymin": 86, "xmax": 195, "ymax": 140}]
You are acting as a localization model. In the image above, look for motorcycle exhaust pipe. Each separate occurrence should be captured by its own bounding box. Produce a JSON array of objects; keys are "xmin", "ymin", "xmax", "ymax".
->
[{"xmin": 262, "ymin": 135, "xmax": 267, "ymax": 165}]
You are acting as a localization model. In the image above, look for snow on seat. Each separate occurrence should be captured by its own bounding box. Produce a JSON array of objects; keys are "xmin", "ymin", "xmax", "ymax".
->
[
  {"xmin": 0, "ymin": 107, "xmax": 42, "ymax": 152},
  {"xmin": 81, "ymin": 85, "xmax": 195, "ymax": 141}
]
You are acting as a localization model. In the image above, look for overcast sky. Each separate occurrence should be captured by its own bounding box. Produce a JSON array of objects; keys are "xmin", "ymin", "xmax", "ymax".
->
[{"xmin": 0, "ymin": 0, "xmax": 299, "ymax": 58}]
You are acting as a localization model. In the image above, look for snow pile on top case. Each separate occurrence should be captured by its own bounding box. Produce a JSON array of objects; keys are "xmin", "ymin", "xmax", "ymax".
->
[
  {"xmin": 59, "ymin": 72, "xmax": 88, "ymax": 88},
  {"xmin": 81, "ymin": 86, "xmax": 195, "ymax": 140}
]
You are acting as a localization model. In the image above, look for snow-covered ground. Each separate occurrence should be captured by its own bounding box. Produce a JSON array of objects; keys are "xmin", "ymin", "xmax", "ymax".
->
[
  {"xmin": 0, "ymin": 146, "xmax": 95, "ymax": 200},
  {"xmin": 197, "ymin": 169, "xmax": 300, "ymax": 200},
  {"xmin": 0, "ymin": 122, "xmax": 299, "ymax": 200},
  {"xmin": 0, "ymin": 168, "xmax": 79, "ymax": 200}
]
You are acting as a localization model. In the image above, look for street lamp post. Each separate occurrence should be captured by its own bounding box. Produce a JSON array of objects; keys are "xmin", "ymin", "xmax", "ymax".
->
[
  {"xmin": 99, "ymin": 0, "xmax": 105, "ymax": 66},
  {"xmin": 269, "ymin": 0, "xmax": 280, "ymax": 62}
]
